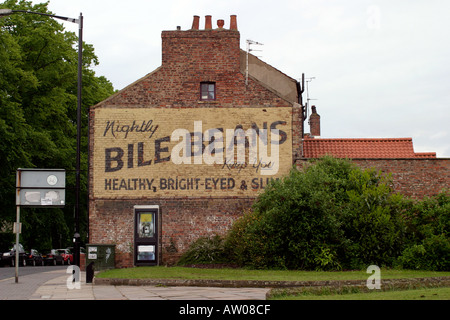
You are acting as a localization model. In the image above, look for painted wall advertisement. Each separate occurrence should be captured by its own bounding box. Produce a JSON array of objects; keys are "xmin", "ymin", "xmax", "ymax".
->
[{"xmin": 92, "ymin": 107, "xmax": 292, "ymax": 197}]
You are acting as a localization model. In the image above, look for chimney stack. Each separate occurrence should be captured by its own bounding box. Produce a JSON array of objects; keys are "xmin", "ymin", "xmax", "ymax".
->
[
  {"xmin": 191, "ymin": 15, "xmax": 200, "ymax": 30},
  {"xmin": 230, "ymin": 15, "xmax": 238, "ymax": 30},
  {"xmin": 162, "ymin": 15, "xmax": 240, "ymax": 70},
  {"xmin": 205, "ymin": 15, "xmax": 212, "ymax": 30},
  {"xmin": 190, "ymin": 15, "xmax": 238, "ymax": 31},
  {"xmin": 309, "ymin": 106, "xmax": 321, "ymax": 137}
]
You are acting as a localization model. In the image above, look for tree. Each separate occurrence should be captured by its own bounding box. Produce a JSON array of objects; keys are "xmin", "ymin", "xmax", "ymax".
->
[{"xmin": 0, "ymin": 0, "xmax": 115, "ymax": 250}]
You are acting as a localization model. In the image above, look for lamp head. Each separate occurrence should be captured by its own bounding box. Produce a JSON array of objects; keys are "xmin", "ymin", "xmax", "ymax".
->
[{"xmin": 0, "ymin": 9, "xmax": 13, "ymax": 16}]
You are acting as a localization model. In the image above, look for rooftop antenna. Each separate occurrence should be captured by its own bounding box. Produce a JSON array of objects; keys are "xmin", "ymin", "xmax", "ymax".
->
[
  {"xmin": 305, "ymin": 77, "xmax": 316, "ymax": 120},
  {"xmin": 246, "ymin": 39, "xmax": 263, "ymax": 86}
]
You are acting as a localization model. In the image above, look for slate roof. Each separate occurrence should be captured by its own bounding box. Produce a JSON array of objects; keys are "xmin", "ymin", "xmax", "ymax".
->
[{"xmin": 303, "ymin": 138, "xmax": 436, "ymax": 159}]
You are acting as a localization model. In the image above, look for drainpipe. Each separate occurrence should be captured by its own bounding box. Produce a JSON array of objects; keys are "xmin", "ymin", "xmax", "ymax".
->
[{"xmin": 296, "ymin": 73, "xmax": 306, "ymax": 157}]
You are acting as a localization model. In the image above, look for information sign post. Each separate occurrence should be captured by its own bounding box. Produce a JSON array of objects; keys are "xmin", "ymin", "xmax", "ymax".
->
[{"xmin": 15, "ymin": 169, "xmax": 66, "ymax": 283}]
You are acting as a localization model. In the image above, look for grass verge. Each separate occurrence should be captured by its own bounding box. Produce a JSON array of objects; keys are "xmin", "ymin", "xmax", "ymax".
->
[
  {"xmin": 96, "ymin": 266, "xmax": 449, "ymax": 281},
  {"xmin": 270, "ymin": 287, "xmax": 450, "ymax": 300}
]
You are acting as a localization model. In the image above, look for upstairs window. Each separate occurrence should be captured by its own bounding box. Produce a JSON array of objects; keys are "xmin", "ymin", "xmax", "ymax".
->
[{"xmin": 200, "ymin": 82, "xmax": 216, "ymax": 101}]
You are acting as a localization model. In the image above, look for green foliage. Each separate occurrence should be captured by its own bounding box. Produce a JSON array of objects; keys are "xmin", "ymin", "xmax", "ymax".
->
[
  {"xmin": 227, "ymin": 157, "xmax": 360, "ymax": 270},
  {"xmin": 224, "ymin": 210, "xmax": 270, "ymax": 268},
  {"xmin": 397, "ymin": 235, "xmax": 449, "ymax": 271},
  {"xmin": 0, "ymin": 0, "xmax": 115, "ymax": 250},
  {"xmin": 177, "ymin": 235, "xmax": 229, "ymax": 265},
  {"xmin": 396, "ymin": 190, "xmax": 449, "ymax": 271},
  {"xmin": 340, "ymin": 170, "xmax": 406, "ymax": 268},
  {"xmin": 224, "ymin": 157, "xmax": 449, "ymax": 271}
]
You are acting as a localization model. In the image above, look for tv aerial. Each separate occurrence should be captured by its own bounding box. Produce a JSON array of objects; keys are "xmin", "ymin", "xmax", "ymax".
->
[
  {"xmin": 245, "ymin": 39, "xmax": 264, "ymax": 86},
  {"xmin": 305, "ymin": 76, "xmax": 316, "ymax": 119}
]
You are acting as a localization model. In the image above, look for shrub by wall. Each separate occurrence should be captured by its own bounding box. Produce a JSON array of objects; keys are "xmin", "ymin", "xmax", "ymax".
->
[
  {"xmin": 223, "ymin": 157, "xmax": 449, "ymax": 271},
  {"xmin": 396, "ymin": 191, "xmax": 449, "ymax": 271}
]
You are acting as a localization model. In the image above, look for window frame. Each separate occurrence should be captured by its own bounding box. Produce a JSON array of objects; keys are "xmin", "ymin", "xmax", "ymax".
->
[{"xmin": 200, "ymin": 82, "xmax": 216, "ymax": 101}]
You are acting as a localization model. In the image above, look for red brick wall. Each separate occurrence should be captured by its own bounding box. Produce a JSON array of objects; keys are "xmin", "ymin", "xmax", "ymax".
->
[
  {"xmin": 352, "ymin": 158, "xmax": 450, "ymax": 199},
  {"xmin": 89, "ymin": 197, "xmax": 254, "ymax": 266},
  {"xmin": 296, "ymin": 158, "xmax": 449, "ymax": 199},
  {"xmin": 161, "ymin": 30, "xmax": 240, "ymax": 73}
]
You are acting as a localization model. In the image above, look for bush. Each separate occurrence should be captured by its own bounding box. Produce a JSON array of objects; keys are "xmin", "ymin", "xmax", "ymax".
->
[
  {"xmin": 224, "ymin": 210, "xmax": 268, "ymax": 268},
  {"xmin": 340, "ymin": 170, "xmax": 407, "ymax": 268},
  {"xmin": 396, "ymin": 190, "xmax": 450, "ymax": 271},
  {"xmin": 225, "ymin": 156, "xmax": 411, "ymax": 270},
  {"xmin": 225, "ymin": 158, "xmax": 355, "ymax": 270},
  {"xmin": 397, "ymin": 234, "xmax": 449, "ymax": 271},
  {"xmin": 181, "ymin": 158, "xmax": 448, "ymax": 271},
  {"xmin": 177, "ymin": 234, "xmax": 229, "ymax": 265}
]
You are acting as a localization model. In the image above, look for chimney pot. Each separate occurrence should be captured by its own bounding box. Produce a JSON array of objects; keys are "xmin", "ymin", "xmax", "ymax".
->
[
  {"xmin": 217, "ymin": 19, "xmax": 225, "ymax": 28},
  {"xmin": 205, "ymin": 15, "xmax": 212, "ymax": 30},
  {"xmin": 230, "ymin": 15, "xmax": 238, "ymax": 30},
  {"xmin": 191, "ymin": 15, "xmax": 200, "ymax": 30}
]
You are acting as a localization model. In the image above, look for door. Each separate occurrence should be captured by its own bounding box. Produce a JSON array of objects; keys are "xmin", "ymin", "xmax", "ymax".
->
[{"xmin": 134, "ymin": 205, "xmax": 159, "ymax": 266}]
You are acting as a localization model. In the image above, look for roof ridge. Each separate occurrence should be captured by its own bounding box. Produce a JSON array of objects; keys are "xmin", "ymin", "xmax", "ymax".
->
[{"xmin": 301, "ymin": 137, "xmax": 435, "ymax": 159}]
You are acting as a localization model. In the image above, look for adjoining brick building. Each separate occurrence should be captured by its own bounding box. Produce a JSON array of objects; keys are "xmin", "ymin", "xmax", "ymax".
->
[
  {"xmin": 89, "ymin": 15, "xmax": 448, "ymax": 268},
  {"xmin": 301, "ymin": 107, "xmax": 448, "ymax": 198}
]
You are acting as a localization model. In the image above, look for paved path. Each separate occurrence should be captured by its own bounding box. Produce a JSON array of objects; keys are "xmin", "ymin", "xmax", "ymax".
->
[{"xmin": 0, "ymin": 269, "xmax": 269, "ymax": 300}]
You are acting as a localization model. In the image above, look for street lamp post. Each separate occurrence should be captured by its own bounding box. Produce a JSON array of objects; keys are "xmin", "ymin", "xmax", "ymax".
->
[{"xmin": 0, "ymin": 8, "xmax": 83, "ymax": 267}]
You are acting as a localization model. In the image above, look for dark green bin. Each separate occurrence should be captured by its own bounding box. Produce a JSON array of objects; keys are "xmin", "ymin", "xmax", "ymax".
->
[{"xmin": 86, "ymin": 244, "xmax": 115, "ymax": 271}]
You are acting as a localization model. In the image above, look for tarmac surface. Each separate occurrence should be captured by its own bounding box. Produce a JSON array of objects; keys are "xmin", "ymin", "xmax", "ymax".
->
[{"xmin": 0, "ymin": 268, "xmax": 269, "ymax": 300}]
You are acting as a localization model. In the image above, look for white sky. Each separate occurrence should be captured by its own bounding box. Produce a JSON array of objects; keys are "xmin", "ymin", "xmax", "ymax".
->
[{"xmin": 31, "ymin": 0, "xmax": 450, "ymax": 157}]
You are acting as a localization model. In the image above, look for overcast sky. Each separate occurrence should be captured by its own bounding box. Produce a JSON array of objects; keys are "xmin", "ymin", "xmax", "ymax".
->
[{"xmin": 31, "ymin": 0, "xmax": 450, "ymax": 157}]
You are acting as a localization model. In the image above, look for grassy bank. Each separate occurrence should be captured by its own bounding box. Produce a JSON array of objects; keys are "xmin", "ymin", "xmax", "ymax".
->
[
  {"xmin": 96, "ymin": 266, "xmax": 450, "ymax": 282},
  {"xmin": 96, "ymin": 267, "xmax": 450, "ymax": 300}
]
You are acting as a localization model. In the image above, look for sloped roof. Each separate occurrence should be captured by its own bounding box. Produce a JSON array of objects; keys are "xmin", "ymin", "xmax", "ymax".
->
[
  {"xmin": 239, "ymin": 50, "xmax": 298, "ymax": 104},
  {"xmin": 303, "ymin": 138, "xmax": 436, "ymax": 159}
]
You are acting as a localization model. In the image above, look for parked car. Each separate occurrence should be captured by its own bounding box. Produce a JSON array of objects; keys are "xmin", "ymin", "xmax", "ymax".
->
[
  {"xmin": 56, "ymin": 249, "xmax": 73, "ymax": 265},
  {"xmin": 42, "ymin": 249, "xmax": 64, "ymax": 266},
  {"xmin": 2, "ymin": 243, "xmax": 27, "ymax": 267},
  {"xmin": 25, "ymin": 249, "xmax": 44, "ymax": 266},
  {"xmin": 66, "ymin": 246, "xmax": 86, "ymax": 254}
]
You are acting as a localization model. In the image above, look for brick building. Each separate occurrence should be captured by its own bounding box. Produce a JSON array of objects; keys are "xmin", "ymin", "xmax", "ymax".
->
[
  {"xmin": 300, "ymin": 107, "xmax": 448, "ymax": 198},
  {"xmin": 89, "ymin": 15, "xmax": 448, "ymax": 268},
  {"xmin": 89, "ymin": 15, "xmax": 304, "ymax": 267}
]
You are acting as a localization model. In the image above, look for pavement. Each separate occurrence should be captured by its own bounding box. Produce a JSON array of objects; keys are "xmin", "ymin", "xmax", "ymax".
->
[{"xmin": 0, "ymin": 268, "xmax": 270, "ymax": 300}]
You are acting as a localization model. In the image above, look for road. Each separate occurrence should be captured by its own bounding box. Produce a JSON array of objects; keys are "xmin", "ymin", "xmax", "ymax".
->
[
  {"xmin": 0, "ymin": 264, "xmax": 69, "ymax": 300},
  {"xmin": 0, "ymin": 264, "xmax": 66, "ymax": 281}
]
